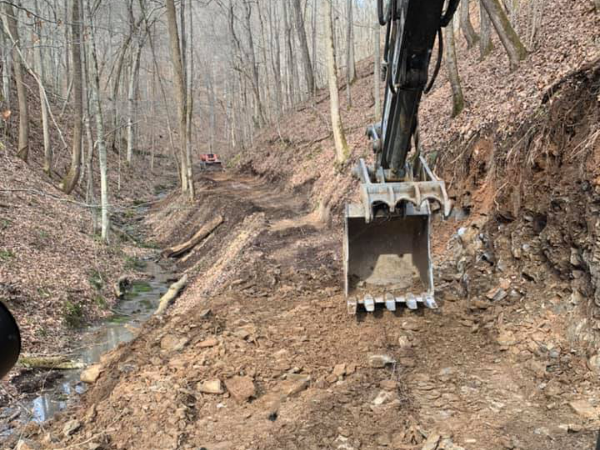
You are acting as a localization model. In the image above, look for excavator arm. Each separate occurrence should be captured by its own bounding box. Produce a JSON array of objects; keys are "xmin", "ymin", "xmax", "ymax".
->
[{"xmin": 345, "ymin": 0, "xmax": 459, "ymax": 314}]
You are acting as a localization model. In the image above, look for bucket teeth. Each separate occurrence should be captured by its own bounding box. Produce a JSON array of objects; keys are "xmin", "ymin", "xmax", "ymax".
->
[
  {"xmin": 385, "ymin": 293, "xmax": 396, "ymax": 311},
  {"xmin": 406, "ymin": 294, "xmax": 418, "ymax": 310},
  {"xmin": 423, "ymin": 295, "xmax": 438, "ymax": 309},
  {"xmin": 364, "ymin": 294, "xmax": 375, "ymax": 312},
  {"xmin": 348, "ymin": 292, "xmax": 437, "ymax": 314}
]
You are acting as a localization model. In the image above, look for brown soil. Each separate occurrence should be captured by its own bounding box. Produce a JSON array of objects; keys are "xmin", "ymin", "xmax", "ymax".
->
[{"xmin": 16, "ymin": 158, "xmax": 600, "ymax": 449}]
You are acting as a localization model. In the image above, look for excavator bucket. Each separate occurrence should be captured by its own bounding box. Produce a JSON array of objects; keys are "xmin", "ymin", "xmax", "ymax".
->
[
  {"xmin": 344, "ymin": 157, "xmax": 450, "ymax": 314},
  {"xmin": 344, "ymin": 203, "xmax": 435, "ymax": 314}
]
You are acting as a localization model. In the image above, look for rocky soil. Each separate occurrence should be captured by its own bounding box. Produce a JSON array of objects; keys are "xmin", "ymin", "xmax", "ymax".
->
[{"xmin": 14, "ymin": 165, "xmax": 600, "ymax": 450}]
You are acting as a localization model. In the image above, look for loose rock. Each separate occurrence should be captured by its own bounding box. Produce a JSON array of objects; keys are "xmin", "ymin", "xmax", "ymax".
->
[
  {"xmin": 332, "ymin": 363, "xmax": 346, "ymax": 378},
  {"xmin": 224, "ymin": 376, "xmax": 255, "ymax": 403},
  {"xmin": 569, "ymin": 399, "xmax": 599, "ymax": 419},
  {"xmin": 198, "ymin": 379, "xmax": 224, "ymax": 395},
  {"xmin": 62, "ymin": 420, "xmax": 81, "ymax": 437},
  {"xmin": 421, "ymin": 433, "xmax": 441, "ymax": 450},
  {"xmin": 198, "ymin": 337, "xmax": 219, "ymax": 348},
  {"xmin": 80, "ymin": 364, "xmax": 102, "ymax": 384},
  {"xmin": 368, "ymin": 354, "xmax": 396, "ymax": 368}
]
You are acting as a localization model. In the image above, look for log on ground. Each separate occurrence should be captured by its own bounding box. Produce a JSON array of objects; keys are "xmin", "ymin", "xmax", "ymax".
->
[
  {"xmin": 155, "ymin": 274, "xmax": 188, "ymax": 315},
  {"xmin": 163, "ymin": 215, "xmax": 223, "ymax": 258},
  {"xmin": 19, "ymin": 355, "xmax": 85, "ymax": 370}
]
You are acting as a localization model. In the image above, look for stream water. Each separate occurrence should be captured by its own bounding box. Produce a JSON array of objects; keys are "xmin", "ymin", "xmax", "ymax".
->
[{"xmin": 0, "ymin": 258, "xmax": 173, "ymax": 434}]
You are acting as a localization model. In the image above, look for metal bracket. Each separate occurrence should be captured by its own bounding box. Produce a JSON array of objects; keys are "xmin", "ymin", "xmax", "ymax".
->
[{"xmin": 354, "ymin": 157, "xmax": 451, "ymax": 223}]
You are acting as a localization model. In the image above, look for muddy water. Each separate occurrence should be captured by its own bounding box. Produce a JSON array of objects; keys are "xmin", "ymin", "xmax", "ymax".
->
[{"xmin": 1, "ymin": 259, "xmax": 173, "ymax": 431}]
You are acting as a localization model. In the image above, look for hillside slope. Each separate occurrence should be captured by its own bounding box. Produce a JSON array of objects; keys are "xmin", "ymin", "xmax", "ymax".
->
[{"xmin": 0, "ymin": 73, "xmax": 172, "ymax": 370}]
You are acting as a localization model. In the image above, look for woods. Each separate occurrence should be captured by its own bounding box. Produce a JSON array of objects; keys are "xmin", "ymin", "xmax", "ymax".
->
[{"xmin": 0, "ymin": 0, "xmax": 553, "ymax": 241}]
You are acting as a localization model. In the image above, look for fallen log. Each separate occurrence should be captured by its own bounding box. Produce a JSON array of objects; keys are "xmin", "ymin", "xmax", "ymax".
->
[
  {"xmin": 163, "ymin": 215, "xmax": 223, "ymax": 258},
  {"xmin": 19, "ymin": 355, "xmax": 84, "ymax": 370},
  {"xmin": 155, "ymin": 275, "xmax": 188, "ymax": 315}
]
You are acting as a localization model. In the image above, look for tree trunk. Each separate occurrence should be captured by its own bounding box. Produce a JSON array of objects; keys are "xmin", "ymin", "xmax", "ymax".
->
[
  {"xmin": 165, "ymin": 0, "xmax": 192, "ymax": 199},
  {"xmin": 86, "ymin": 0, "xmax": 109, "ymax": 242},
  {"xmin": 324, "ymin": 0, "xmax": 349, "ymax": 164},
  {"xmin": 62, "ymin": 0, "xmax": 83, "ymax": 194},
  {"xmin": 460, "ymin": 0, "xmax": 479, "ymax": 49},
  {"xmin": 243, "ymin": 0, "xmax": 266, "ymax": 127},
  {"xmin": 1, "ymin": 31, "xmax": 10, "ymax": 109},
  {"xmin": 2, "ymin": 3, "xmax": 29, "ymax": 161},
  {"xmin": 445, "ymin": 17, "xmax": 465, "ymax": 118},
  {"xmin": 479, "ymin": 1, "xmax": 494, "ymax": 59},
  {"xmin": 126, "ymin": 38, "xmax": 143, "ymax": 164},
  {"xmin": 346, "ymin": 0, "xmax": 356, "ymax": 83},
  {"xmin": 267, "ymin": 1, "xmax": 283, "ymax": 116},
  {"xmin": 480, "ymin": 0, "xmax": 528, "ymax": 70},
  {"xmin": 527, "ymin": 0, "xmax": 544, "ymax": 48},
  {"xmin": 184, "ymin": 0, "xmax": 195, "ymax": 200},
  {"xmin": 283, "ymin": 0, "xmax": 296, "ymax": 109},
  {"xmin": 291, "ymin": 0, "xmax": 315, "ymax": 96},
  {"xmin": 34, "ymin": 0, "xmax": 52, "ymax": 175}
]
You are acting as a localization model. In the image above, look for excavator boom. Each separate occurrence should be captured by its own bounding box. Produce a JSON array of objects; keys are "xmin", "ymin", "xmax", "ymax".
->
[{"xmin": 345, "ymin": 0, "xmax": 459, "ymax": 314}]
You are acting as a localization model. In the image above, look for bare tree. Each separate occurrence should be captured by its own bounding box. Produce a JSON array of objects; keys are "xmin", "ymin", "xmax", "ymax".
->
[
  {"xmin": 480, "ymin": 0, "xmax": 528, "ymax": 70},
  {"xmin": 324, "ymin": 0, "xmax": 349, "ymax": 164},
  {"xmin": 86, "ymin": 0, "xmax": 110, "ymax": 241},
  {"xmin": 291, "ymin": 0, "xmax": 315, "ymax": 95},
  {"xmin": 62, "ymin": 0, "xmax": 84, "ymax": 194},
  {"xmin": 479, "ymin": 1, "xmax": 494, "ymax": 59},
  {"xmin": 2, "ymin": 3, "xmax": 29, "ymax": 161},
  {"xmin": 346, "ymin": 0, "xmax": 356, "ymax": 83},
  {"xmin": 460, "ymin": 0, "xmax": 479, "ymax": 48},
  {"xmin": 33, "ymin": 0, "xmax": 52, "ymax": 175},
  {"xmin": 445, "ymin": 17, "xmax": 464, "ymax": 117},
  {"xmin": 166, "ymin": 0, "xmax": 194, "ymax": 199}
]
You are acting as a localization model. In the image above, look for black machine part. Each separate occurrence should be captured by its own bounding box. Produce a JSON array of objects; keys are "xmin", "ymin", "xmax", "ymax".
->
[
  {"xmin": 375, "ymin": 0, "xmax": 459, "ymax": 179},
  {"xmin": 0, "ymin": 301, "xmax": 21, "ymax": 378}
]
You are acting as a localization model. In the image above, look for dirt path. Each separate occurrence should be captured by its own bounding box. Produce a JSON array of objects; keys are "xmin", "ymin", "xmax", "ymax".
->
[{"xmin": 16, "ymin": 171, "xmax": 599, "ymax": 450}]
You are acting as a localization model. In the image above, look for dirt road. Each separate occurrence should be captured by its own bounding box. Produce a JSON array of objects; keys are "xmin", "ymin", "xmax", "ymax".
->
[{"xmin": 19, "ymin": 171, "xmax": 599, "ymax": 450}]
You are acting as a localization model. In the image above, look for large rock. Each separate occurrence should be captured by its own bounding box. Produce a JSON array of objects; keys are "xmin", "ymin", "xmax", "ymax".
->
[
  {"xmin": 569, "ymin": 400, "xmax": 599, "ymax": 420},
  {"xmin": 368, "ymin": 354, "xmax": 396, "ymax": 368},
  {"xmin": 279, "ymin": 376, "xmax": 310, "ymax": 397},
  {"xmin": 198, "ymin": 337, "xmax": 219, "ymax": 348},
  {"xmin": 198, "ymin": 379, "xmax": 224, "ymax": 395},
  {"xmin": 332, "ymin": 364, "xmax": 346, "ymax": 378},
  {"xmin": 496, "ymin": 330, "xmax": 516, "ymax": 347},
  {"xmin": 372, "ymin": 390, "xmax": 394, "ymax": 406},
  {"xmin": 587, "ymin": 354, "xmax": 600, "ymax": 373},
  {"xmin": 421, "ymin": 433, "xmax": 441, "ymax": 450},
  {"xmin": 160, "ymin": 335, "xmax": 189, "ymax": 352},
  {"xmin": 80, "ymin": 364, "xmax": 102, "ymax": 384},
  {"xmin": 62, "ymin": 420, "xmax": 81, "ymax": 437},
  {"xmin": 224, "ymin": 376, "xmax": 256, "ymax": 403}
]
